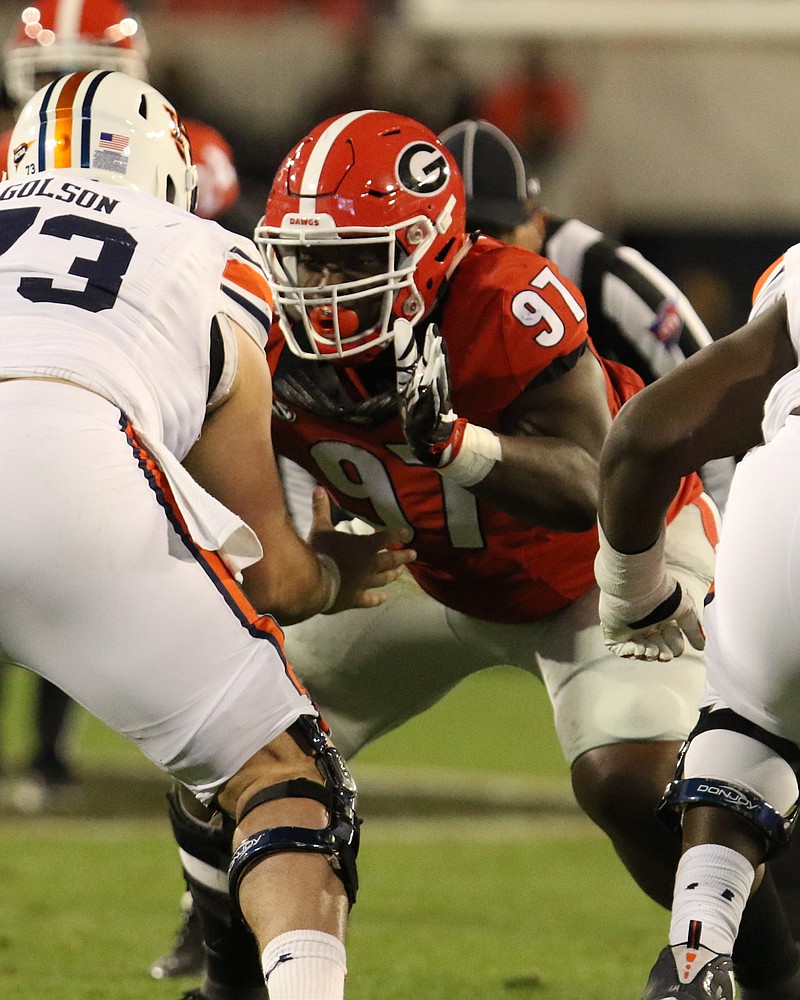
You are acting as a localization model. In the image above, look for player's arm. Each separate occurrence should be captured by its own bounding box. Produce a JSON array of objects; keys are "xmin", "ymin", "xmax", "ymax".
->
[
  {"xmin": 184, "ymin": 320, "xmax": 414, "ymax": 623},
  {"xmin": 394, "ymin": 316, "xmax": 610, "ymax": 531},
  {"xmin": 599, "ymin": 298, "xmax": 793, "ymax": 554},
  {"xmin": 594, "ymin": 298, "xmax": 794, "ymax": 660},
  {"xmin": 474, "ymin": 345, "xmax": 610, "ymax": 529}
]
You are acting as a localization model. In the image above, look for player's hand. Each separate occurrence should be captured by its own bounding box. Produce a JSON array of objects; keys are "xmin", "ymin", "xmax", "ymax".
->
[
  {"xmin": 308, "ymin": 487, "xmax": 416, "ymax": 613},
  {"xmin": 597, "ymin": 579, "xmax": 705, "ymax": 661},
  {"xmin": 594, "ymin": 524, "xmax": 706, "ymax": 662},
  {"xmin": 394, "ymin": 318, "xmax": 466, "ymax": 468}
]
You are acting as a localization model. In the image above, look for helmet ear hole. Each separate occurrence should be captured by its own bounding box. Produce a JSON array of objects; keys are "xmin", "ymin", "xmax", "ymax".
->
[
  {"xmin": 138, "ymin": 94, "xmax": 148, "ymax": 118},
  {"xmin": 165, "ymin": 175, "xmax": 176, "ymax": 205}
]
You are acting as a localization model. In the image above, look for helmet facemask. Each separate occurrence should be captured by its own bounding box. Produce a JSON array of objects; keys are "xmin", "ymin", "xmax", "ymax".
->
[
  {"xmin": 257, "ymin": 215, "xmax": 443, "ymax": 363},
  {"xmin": 258, "ymin": 110, "xmax": 467, "ymax": 363}
]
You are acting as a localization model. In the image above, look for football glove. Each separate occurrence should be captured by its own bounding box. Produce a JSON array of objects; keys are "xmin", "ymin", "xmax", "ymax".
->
[
  {"xmin": 393, "ymin": 318, "xmax": 501, "ymax": 486},
  {"xmin": 594, "ymin": 523, "xmax": 706, "ymax": 662}
]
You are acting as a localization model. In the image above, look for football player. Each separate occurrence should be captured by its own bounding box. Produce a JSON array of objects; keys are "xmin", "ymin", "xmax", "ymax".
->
[
  {"xmin": 0, "ymin": 70, "xmax": 417, "ymax": 1000},
  {"xmin": 0, "ymin": 0, "xmax": 241, "ymax": 848},
  {"xmin": 596, "ymin": 254, "xmax": 800, "ymax": 997},
  {"xmin": 159, "ymin": 110, "xmax": 800, "ymax": 999}
]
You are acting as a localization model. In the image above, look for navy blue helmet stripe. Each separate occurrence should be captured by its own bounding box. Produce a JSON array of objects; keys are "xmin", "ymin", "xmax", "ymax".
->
[
  {"xmin": 37, "ymin": 78, "xmax": 60, "ymax": 172},
  {"xmin": 80, "ymin": 71, "xmax": 114, "ymax": 168}
]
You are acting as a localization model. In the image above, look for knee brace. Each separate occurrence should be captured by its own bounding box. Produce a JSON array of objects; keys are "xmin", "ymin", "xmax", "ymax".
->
[
  {"xmin": 228, "ymin": 715, "xmax": 361, "ymax": 916},
  {"xmin": 658, "ymin": 707, "xmax": 800, "ymax": 858}
]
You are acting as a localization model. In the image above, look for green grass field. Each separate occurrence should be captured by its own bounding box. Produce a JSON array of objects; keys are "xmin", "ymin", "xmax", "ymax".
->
[{"xmin": 0, "ymin": 665, "xmax": 667, "ymax": 999}]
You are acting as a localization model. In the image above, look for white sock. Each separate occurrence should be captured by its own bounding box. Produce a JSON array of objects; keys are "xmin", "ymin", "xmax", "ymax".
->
[
  {"xmin": 262, "ymin": 930, "xmax": 347, "ymax": 1000},
  {"xmin": 670, "ymin": 843, "xmax": 755, "ymax": 961}
]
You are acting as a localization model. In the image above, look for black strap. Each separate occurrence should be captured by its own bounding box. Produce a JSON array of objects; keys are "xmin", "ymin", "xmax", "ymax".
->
[
  {"xmin": 239, "ymin": 778, "xmax": 334, "ymax": 823},
  {"xmin": 208, "ymin": 315, "xmax": 225, "ymax": 402},
  {"xmin": 693, "ymin": 707, "xmax": 800, "ymax": 769}
]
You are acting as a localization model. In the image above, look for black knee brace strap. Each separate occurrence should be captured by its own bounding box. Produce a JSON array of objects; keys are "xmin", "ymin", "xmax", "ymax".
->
[
  {"xmin": 228, "ymin": 718, "xmax": 361, "ymax": 915},
  {"xmin": 657, "ymin": 707, "xmax": 800, "ymax": 858}
]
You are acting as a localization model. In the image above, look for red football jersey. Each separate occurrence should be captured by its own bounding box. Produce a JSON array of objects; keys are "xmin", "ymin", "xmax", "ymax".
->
[{"xmin": 268, "ymin": 238, "xmax": 704, "ymax": 624}]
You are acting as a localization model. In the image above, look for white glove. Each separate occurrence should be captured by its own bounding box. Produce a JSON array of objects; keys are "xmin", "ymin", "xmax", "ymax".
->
[
  {"xmin": 594, "ymin": 523, "xmax": 706, "ymax": 661},
  {"xmin": 393, "ymin": 318, "xmax": 501, "ymax": 486},
  {"xmin": 394, "ymin": 318, "xmax": 461, "ymax": 466}
]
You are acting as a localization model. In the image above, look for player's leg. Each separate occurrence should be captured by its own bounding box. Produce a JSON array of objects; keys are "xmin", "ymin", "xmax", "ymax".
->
[
  {"xmin": 218, "ymin": 717, "xmax": 356, "ymax": 1000},
  {"xmin": 530, "ymin": 489, "xmax": 800, "ymax": 998},
  {"xmin": 0, "ymin": 382, "xmax": 356, "ymax": 999},
  {"xmin": 282, "ymin": 569, "xmax": 493, "ymax": 756},
  {"xmin": 10, "ymin": 677, "xmax": 80, "ymax": 814},
  {"xmin": 639, "ymin": 707, "xmax": 800, "ymax": 999},
  {"xmin": 31, "ymin": 678, "xmax": 75, "ymax": 784},
  {"xmin": 658, "ymin": 424, "xmax": 800, "ymax": 998},
  {"xmin": 155, "ymin": 561, "xmax": 496, "ymax": 994},
  {"xmin": 157, "ymin": 785, "xmax": 264, "ymax": 995}
]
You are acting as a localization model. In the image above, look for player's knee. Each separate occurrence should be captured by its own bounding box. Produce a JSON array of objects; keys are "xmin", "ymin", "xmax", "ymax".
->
[
  {"xmin": 659, "ymin": 708, "xmax": 800, "ymax": 859},
  {"xmin": 224, "ymin": 716, "xmax": 361, "ymax": 917},
  {"xmin": 571, "ymin": 740, "xmax": 682, "ymax": 835}
]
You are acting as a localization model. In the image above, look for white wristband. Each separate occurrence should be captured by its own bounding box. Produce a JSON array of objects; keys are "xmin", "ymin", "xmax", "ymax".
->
[
  {"xmin": 439, "ymin": 422, "xmax": 502, "ymax": 487},
  {"xmin": 316, "ymin": 553, "xmax": 341, "ymax": 613},
  {"xmin": 594, "ymin": 523, "xmax": 667, "ymax": 601}
]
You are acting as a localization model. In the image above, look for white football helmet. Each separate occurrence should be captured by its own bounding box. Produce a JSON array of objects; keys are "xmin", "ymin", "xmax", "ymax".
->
[
  {"xmin": 4, "ymin": 0, "xmax": 148, "ymax": 107},
  {"xmin": 8, "ymin": 70, "xmax": 198, "ymax": 211}
]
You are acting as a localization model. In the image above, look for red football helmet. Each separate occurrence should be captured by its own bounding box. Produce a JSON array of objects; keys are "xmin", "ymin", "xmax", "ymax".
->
[
  {"xmin": 4, "ymin": 0, "xmax": 148, "ymax": 106},
  {"xmin": 255, "ymin": 109, "xmax": 467, "ymax": 363},
  {"xmin": 184, "ymin": 118, "xmax": 240, "ymax": 221}
]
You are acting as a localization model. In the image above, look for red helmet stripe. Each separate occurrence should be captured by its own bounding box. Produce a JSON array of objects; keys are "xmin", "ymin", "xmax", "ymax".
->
[{"xmin": 297, "ymin": 109, "xmax": 378, "ymax": 214}]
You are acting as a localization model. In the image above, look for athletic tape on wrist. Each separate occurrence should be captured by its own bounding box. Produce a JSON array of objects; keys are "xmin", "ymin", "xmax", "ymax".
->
[
  {"xmin": 317, "ymin": 553, "xmax": 341, "ymax": 613},
  {"xmin": 594, "ymin": 522, "xmax": 667, "ymax": 598},
  {"xmin": 439, "ymin": 422, "xmax": 502, "ymax": 487}
]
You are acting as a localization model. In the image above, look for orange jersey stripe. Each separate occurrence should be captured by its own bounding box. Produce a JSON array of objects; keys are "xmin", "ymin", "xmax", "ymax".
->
[
  {"xmin": 121, "ymin": 419, "xmax": 308, "ymax": 700},
  {"xmin": 223, "ymin": 258, "xmax": 273, "ymax": 309},
  {"xmin": 53, "ymin": 72, "xmax": 87, "ymax": 169},
  {"xmin": 695, "ymin": 492, "xmax": 720, "ymax": 549},
  {"xmin": 752, "ymin": 254, "xmax": 784, "ymax": 306}
]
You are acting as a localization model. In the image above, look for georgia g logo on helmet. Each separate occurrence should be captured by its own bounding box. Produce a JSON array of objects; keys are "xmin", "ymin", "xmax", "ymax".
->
[{"xmin": 396, "ymin": 141, "xmax": 449, "ymax": 196}]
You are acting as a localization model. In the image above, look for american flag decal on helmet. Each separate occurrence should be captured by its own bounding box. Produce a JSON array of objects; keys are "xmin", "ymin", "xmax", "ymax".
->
[{"xmin": 99, "ymin": 131, "xmax": 128, "ymax": 151}]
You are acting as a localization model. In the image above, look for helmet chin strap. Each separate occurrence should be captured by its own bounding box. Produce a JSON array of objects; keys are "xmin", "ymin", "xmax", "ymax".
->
[{"xmin": 445, "ymin": 232, "xmax": 477, "ymax": 281}]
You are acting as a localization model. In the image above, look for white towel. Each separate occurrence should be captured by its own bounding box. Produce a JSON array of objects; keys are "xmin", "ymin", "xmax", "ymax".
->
[{"xmin": 141, "ymin": 433, "xmax": 263, "ymax": 580}]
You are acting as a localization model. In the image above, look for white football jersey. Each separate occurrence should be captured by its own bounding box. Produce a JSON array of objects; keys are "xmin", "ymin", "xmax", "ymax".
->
[
  {"xmin": 0, "ymin": 169, "xmax": 272, "ymax": 459},
  {"xmin": 751, "ymin": 245, "xmax": 800, "ymax": 444}
]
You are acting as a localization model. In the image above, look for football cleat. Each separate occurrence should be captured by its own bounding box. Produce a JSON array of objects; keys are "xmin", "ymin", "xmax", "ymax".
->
[
  {"xmin": 641, "ymin": 945, "xmax": 736, "ymax": 999},
  {"xmin": 150, "ymin": 893, "xmax": 205, "ymax": 980}
]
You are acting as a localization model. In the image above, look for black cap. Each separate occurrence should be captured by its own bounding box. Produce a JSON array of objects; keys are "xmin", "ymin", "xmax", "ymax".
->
[{"xmin": 439, "ymin": 118, "xmax": 541, "ymax": 234}]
